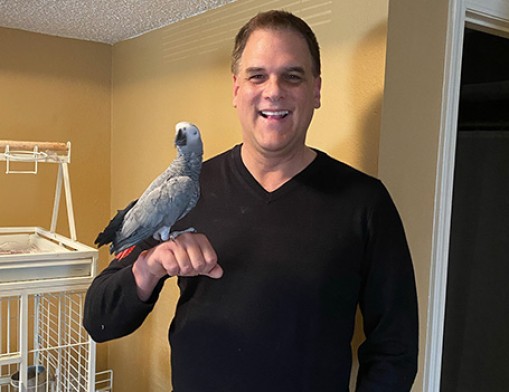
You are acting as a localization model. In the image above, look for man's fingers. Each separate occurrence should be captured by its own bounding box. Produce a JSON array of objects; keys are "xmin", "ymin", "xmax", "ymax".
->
[
  {"xmin": 168, "ymin": 240, "xmax": 194, "ymax": 275},
  {"xmin": 204, "ymin": 264, "xmax": 224, "ymax": 279},
  {"xmin": 163, "ymin": 232, "xmax": 221, "ymax": 278}
]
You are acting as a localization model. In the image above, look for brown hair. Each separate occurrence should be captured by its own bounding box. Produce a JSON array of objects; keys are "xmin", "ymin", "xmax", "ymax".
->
[{"xmin": 231, "ymin": 10, "xmax": 321, "ymax": 77}]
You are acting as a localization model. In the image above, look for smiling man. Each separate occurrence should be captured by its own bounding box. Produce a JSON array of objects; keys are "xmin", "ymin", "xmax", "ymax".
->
[
  {"xmin": 84, "ymin": 10, "xmax": 418, "ymax": 392},
  {"xmin": 232, "ymin": 26, "xmax": 321, "ymax": 192}
]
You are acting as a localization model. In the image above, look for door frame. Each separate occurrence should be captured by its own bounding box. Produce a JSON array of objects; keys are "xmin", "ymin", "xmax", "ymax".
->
[{"xmin": 424, "ymin": 0, "xmax": 509, "ymax": 390}]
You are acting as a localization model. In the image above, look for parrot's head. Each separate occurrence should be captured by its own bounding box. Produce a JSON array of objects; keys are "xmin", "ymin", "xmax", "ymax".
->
[{"xmin": 175, "ymin": 122, "xmax": 203, "ymax": 155}]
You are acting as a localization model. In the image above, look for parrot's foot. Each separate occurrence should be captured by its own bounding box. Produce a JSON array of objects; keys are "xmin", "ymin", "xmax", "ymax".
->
[
  {"xmin": 169, "ymin": 227, "xmax": 197, "ymax": 240},
  {"xmin": 153, "ymin": 226, "xmax": 171, "ymax": 242}
]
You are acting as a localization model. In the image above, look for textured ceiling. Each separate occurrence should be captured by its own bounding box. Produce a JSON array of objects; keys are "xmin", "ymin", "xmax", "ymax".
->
[{"xmin": 0, "ymin": 0, "xmax": 238, "ymax": 44}]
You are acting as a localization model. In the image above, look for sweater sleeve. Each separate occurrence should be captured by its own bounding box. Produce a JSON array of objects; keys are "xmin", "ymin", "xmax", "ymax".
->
[
  {"xmin": 356, "ymin": 182, "xmax": 419, "ymax": 391},
  {"xmin": 83, "ymin": 239, "xmax": 168, "ymax": 343}
]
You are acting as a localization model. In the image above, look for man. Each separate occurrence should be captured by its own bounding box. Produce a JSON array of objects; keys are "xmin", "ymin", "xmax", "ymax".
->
[{"xmin": 84, "ymin": 10, "xmax": 418, "ymax": 391}]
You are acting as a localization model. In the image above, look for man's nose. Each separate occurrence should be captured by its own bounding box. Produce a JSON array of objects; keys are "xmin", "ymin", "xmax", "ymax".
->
[{"xmin": 264, "ymin": 76, "xmax": 284, "ymax": 101}]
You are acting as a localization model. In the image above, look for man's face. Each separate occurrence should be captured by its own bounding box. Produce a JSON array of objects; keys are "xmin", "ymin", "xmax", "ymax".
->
[{"xmin": 232, "ymin": 28, "xmax": 321, "ymax": 158}]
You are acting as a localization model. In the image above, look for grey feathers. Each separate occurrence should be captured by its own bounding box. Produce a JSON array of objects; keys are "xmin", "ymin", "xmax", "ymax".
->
[{"xmin": 95, "ymin": 122, "xmax": 203, "ymax": 254}]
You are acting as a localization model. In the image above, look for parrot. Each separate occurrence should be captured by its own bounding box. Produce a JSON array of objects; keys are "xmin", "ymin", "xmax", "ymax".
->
[{"xmin": 95, "ymin": 121, "xmax": 203, "ymax": 255}]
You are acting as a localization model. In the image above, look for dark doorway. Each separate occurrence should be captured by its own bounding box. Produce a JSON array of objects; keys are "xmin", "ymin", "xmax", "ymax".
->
[{"xmin": 440, "ymin": 28, "xmax": 509, "ymax": 391}]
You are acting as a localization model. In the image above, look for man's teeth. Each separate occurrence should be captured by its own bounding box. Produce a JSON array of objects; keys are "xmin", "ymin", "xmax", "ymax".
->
[{"xmin": 261, "ymin": 110, "xmax": 289, "ymax": 118}]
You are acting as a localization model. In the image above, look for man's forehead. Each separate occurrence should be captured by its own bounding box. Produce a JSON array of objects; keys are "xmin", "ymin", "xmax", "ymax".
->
[
  {"xmin": 239, "ymin": 30, "xmax": 313, "ymax": 74},
  {"xmin": 243, "ymin": 66, "xmax": 307, "ymax": 74}
]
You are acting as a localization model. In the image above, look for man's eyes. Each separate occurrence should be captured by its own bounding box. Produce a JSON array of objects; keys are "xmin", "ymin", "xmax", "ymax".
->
[
  {"xmin": 248, "ymin": 74, "xmax": 266, "ymax": 82},
  {"xmin": 285, "ymin": 74, "xmax": 303, "ymax": 82},
  {"xmin": 247, "ymin": 74, "xmax": 303, "ymax": 83}
]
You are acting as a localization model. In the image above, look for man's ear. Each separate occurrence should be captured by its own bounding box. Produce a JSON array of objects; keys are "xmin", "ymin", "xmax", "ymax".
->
[
  {"xmin": 314, "ymin": 76, "xmax": 322, "ymax": 109},
  {"xmin": 232, "ymin": 74, "xmax": 239, "ymax": 108}
]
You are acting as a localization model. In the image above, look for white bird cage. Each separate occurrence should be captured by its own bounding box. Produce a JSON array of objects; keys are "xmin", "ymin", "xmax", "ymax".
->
[{"xmin": 0, "ymin": 140, "xmax": 112, "ymax": 392}]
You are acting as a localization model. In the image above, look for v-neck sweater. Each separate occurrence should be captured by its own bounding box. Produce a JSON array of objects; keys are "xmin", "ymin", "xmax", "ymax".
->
[{"xmin": 84, "ymin": 144, "xmax": 418, "ymax": 391}]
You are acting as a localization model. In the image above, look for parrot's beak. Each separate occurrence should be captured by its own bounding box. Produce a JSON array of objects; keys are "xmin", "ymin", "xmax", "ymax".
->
[{"xmin": 175, "ymin": 128, "xmax": 187, "ymax": 147}]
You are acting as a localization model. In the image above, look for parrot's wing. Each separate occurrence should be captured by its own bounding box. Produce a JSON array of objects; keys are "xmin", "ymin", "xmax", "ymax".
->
[
  {"xmin": 139, "ymin": 164, "xmax": 175, "ymax": 200},
  {"xmin": 114, "ymin": 176, "xmax": 197, "ymax": 250}
]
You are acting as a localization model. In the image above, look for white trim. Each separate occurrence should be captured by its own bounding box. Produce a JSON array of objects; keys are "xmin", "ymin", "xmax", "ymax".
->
[
  {"xmin": 466, "ymin": 8, "xmax": 509, "ymax": 37},
  {"xmin": 425, "ymin": 1, "xmax": 509, "ymax": 391},
  {"xmin": 424, "ymin": 0, "xmax": 466, "ymax": 389},
  {"xmin": 466, "ymin": 0, "xmax": 509, "ymax": 20}
]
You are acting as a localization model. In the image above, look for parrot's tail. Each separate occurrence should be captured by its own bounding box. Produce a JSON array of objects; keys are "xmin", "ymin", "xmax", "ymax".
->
[{"xmin": 95, "ymin": 199, "xmax": 138, "ymax": 249}]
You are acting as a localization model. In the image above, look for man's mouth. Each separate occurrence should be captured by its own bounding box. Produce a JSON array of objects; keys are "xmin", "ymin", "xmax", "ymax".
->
[{"xmin": 260, "ymin": 110, "xmax": 290, "ymax": 119}]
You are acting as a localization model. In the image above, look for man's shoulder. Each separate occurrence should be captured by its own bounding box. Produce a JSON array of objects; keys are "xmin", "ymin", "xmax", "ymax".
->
[
  {"xmin": 203, "ymin": 145, "xmax": 239, "ymax": 167},
  {"xmin": 314, "ymin": 150, "xmax": 380, "ymax": 186}
]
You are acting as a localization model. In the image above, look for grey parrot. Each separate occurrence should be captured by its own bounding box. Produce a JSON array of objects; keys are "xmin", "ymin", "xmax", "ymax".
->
[{"xmin": 95, "ymin": 122, "xmax": 203, "ymax": 254}]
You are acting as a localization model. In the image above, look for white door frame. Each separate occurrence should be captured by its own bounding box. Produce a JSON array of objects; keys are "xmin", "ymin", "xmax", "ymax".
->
[{"xmin": 424, "ymin": 0, "xmax": 509, "ymax": 391}]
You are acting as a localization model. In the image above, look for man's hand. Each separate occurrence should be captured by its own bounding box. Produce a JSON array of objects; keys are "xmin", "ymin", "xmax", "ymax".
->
[{"xmin": 132, "ymin": 233, "xmax": 222, "ymax": 301}]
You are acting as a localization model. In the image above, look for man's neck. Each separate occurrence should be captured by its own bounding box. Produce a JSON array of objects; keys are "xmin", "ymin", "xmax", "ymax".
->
[{"xmin": 240, "ymin": 145, "xmax": 317, "ymax": 192}]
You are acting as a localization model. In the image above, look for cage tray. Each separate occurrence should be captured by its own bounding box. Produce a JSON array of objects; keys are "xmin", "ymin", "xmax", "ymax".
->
[{"xmin": 0, "ymin": 227, "xmax": 97, "ymax": 285}]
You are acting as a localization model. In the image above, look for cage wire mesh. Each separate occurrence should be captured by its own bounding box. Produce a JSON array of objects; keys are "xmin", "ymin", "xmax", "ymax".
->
[
  {"xmin": 0, "ymin": 290, "xmax": 107, "ymax": 392},
  {"xmin": 36, "ymin": 291, "xmax": 91, "ymax": 391}
]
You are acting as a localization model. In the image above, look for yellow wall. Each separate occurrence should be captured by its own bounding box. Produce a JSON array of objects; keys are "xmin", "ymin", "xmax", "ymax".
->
[
  {"xmin": 379, "ymin": 0, "xmax": 451, "ymax": 390},
  {"xmin": 109, "ymin": 0, "xmax": 388, "ymax": 390},
  {"xmin": 0, "ymin": 26, "xmax": 112, "ymax": 370},
  {"xmin": 0, "ymin": 27, "xmax": 112, "ymax": 247}
]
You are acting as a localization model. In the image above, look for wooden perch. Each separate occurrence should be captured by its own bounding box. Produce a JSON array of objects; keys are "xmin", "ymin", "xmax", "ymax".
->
[{"xmin": 0, "ymin": 140, "xmax": 69, "ymax": 154}]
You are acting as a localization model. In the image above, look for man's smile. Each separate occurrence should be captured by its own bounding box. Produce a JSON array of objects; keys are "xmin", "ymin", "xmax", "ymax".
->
[{"xmin": 259, "ymin": 110, "xmax": 290, "ymax": 119}]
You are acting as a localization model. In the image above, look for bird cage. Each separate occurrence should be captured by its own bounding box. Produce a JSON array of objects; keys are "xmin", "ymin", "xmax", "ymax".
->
[{"xmin": 0, "ymin": 140, "xmax": 112, "ymax": 392}]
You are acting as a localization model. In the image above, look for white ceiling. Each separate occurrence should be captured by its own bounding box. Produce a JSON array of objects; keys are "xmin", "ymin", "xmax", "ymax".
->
[{"xmin": 0, "ymin": 0, "xmax": 238, "ymax": 44}]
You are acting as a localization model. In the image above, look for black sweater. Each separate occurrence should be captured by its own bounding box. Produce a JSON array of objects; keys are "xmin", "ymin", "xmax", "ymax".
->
[{"xmin": 84, "ymin": 145, "xmax": 418, "ymax": 391}]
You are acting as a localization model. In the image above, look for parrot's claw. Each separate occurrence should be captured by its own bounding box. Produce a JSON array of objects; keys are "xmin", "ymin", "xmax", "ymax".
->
[
  {"xmin": 154, "ymin": 226, "xmax": 171, "ymax": 241},
  {"xmin": 169, "ymin": 227, "xmax": 197, "ymax": 240}
]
